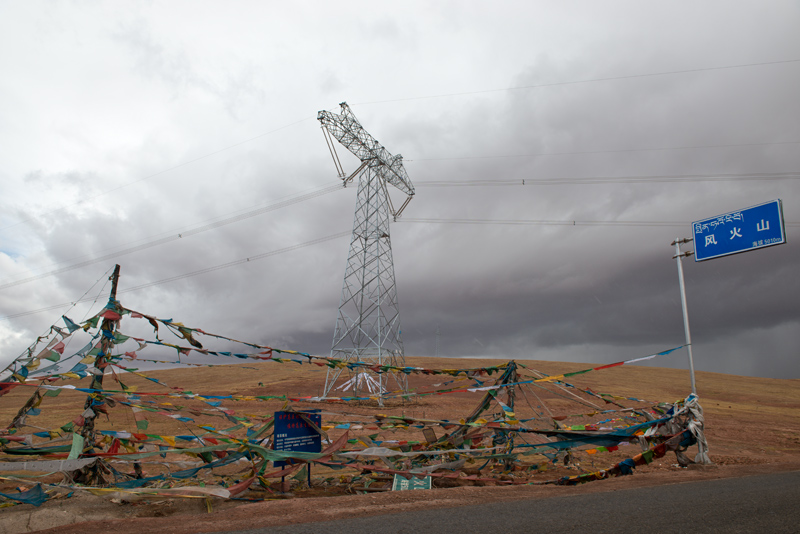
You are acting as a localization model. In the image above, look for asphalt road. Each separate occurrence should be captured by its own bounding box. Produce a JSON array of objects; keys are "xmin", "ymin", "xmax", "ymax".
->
[{"xmin": 218, "ymin": 470, "xmax": 800, "ymax": 534}]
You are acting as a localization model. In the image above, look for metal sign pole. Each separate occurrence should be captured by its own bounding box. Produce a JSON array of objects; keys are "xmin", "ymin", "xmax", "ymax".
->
[{"xmin": 672, "ymin": 238, "xmax": 697, "ymax": 395}]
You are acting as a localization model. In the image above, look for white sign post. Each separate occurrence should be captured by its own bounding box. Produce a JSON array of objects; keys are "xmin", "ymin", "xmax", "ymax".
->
[{"xmin": 672, "ymin": 238, "xmax": 697, "ymax": 395}]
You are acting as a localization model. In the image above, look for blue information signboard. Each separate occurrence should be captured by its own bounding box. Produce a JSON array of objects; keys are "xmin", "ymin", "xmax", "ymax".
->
[
  {"xmin": 692, "ymin": 199, "xmax": 786, "ymax": 262},
  {"xmin": 273, "ymin": 410, "xmax": 321, "ymax": 468}
]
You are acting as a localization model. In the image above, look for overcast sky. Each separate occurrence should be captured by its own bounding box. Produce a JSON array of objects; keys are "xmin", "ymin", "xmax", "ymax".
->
[{"xmin": 1, "ymin": 1, "xmax": 798, "ymax": 383}]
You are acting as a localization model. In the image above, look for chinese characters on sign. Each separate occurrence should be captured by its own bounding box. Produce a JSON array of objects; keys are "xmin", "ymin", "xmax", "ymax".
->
[
  {"xmin": 392, "ymin": 474, "xmax": 432, "ymax": 491},
  {"xmin": 692, "ymin": 200, "xmax": 786, "ymax": 262},
  {"xmin": 272, "ymin": 410, "xmax": 321, "ymax": 468}
]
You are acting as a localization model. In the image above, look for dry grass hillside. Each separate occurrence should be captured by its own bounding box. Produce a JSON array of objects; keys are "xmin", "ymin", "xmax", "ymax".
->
[{"xmin": 1, "ymin": 356, "xmax": 798, "ymax": 533}]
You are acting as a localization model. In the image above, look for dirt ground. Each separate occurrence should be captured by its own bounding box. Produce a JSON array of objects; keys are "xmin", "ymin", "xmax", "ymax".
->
[{"xmin": 1, "ymin": 357, "xmax": 799, "ymax": 534}]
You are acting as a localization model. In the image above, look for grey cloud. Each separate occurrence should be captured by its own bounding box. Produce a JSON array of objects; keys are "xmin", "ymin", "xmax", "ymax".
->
[{"xmin": 1, "ymin": 2, "xmax": 798, "ymax": 382}]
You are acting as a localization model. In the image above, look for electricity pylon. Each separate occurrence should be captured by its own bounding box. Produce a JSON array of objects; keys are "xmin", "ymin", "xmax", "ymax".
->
[{"xmin": 318, "ymin": 102, "xmax": 414, "ymax": 403}]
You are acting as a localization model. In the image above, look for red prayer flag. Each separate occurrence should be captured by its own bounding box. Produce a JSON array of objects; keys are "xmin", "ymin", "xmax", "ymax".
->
[{"xmin": 100, "ymin": 310, "xmax": 122, "ymax": 321}]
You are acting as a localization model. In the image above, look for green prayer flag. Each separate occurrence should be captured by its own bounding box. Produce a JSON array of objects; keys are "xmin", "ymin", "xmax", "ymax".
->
[
  {"xmin": 114, "ymin": 332, "xmax": 130, "ymax": 343},
  {"xmin": 68, "ymin": 433, "xmax": 85, "ymax": 460}
]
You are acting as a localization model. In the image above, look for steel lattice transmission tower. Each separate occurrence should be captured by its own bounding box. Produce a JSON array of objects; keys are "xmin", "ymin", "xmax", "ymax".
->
[{"xmin": 318, "ymin": 102, "xmax": 414, "ymax": 402}]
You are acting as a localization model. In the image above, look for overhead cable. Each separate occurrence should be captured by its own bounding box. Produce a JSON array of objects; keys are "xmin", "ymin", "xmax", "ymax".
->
[
  {"xmin": 0, "ymin": 231, "xmax": 350, "ymax": 320},
  {"xmin": 407, "ymin": 141, "xmax": 800, "ymax": 162},
  {"xmin": 0, "ymin": 182, "xmax": 344, "ymax": 291},
  {"xmin": 399, "ymin": 218, "xmax": 688, "ymax": 228},
  {"xmin": 416, "ymin": 171, "xmax": 800, "ymax": 187},
  {"xmin": 400, "ymin": 218, "xmax": 800, "ymax": 228},
  {"xmin": 354, "ymin": 58, "xmax": 800, "ymax": 105}
]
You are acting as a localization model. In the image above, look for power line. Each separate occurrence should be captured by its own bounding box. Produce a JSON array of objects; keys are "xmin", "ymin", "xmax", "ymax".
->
[
  {"xmin": 406, "ymin": 141, "xmax": 800, "ymax": 162},
  {"xmin": 400, "ymin": 218, "xmax": 688, "ymax": 228},
  {"xmin": 354, "ymin": 58, "xmax": 800, "ymax": 105},
  {"xmin": 12, "ymin": 181, "xmax": 341, "ymax": 280},
  {"xmin": 416, "ymin": 171, "xmax": 800, "ymax": 187},
  {"xmin": 400, "ymin": 218, "xmax": 800, "ymax": 228},
  {"xmin": 0, "ymin": 182, "xmax": 345, "ymax": 291},
  {"xmin": 4, "ymin": 168, "xmax": 792, "ymax": 291},
  {"xmin": 0, "ymin": 267, "xmax": 114, "ymax": 367},
  {"xmin": 117, "ymin": 231, "xmax": 350, "ymax": 293},
  {"xmin": 4, "ymin": 169, "xmax": 792, "ymax": 290},
  {"xmin": 0, "ymin": 231, "xmax": 350, "ymax": 320},
  {"xmin": 6, "ymin": 58, "xmax": 797, "ymax": 231},
  {"xmin": 5, "ymin": 216, "xmax": 797, "ymax": 319}
]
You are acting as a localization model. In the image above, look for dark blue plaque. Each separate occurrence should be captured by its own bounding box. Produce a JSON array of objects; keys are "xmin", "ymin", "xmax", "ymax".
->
[{"xmin": 273, "ymin": 410, "xmax": 321, "ymax": 467}]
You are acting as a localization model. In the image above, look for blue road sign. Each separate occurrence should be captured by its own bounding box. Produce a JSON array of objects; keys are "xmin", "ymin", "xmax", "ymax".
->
[
  {"xmin": 273, "ymin": 410, "xmax": 321, "ymax": 467},
  {"xmin": 692, "ymin": 199, "xmax": 786, "ymax": 262}
]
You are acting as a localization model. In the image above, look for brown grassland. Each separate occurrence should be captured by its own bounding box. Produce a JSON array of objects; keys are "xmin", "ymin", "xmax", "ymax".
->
[{"xmin": 1, "ymin": 356, "xmax": 799, "ymax": 533}]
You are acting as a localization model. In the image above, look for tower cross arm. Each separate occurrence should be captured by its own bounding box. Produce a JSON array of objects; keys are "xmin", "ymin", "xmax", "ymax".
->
[{"xmin": 318, "ymin": 102, "xmax": 415, "ymax": 197}]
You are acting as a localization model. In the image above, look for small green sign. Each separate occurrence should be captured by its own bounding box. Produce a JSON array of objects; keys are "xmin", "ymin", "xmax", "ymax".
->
[{"xmin": 392, "ymin": 474, "xmax": 432, "ymax": 491}]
